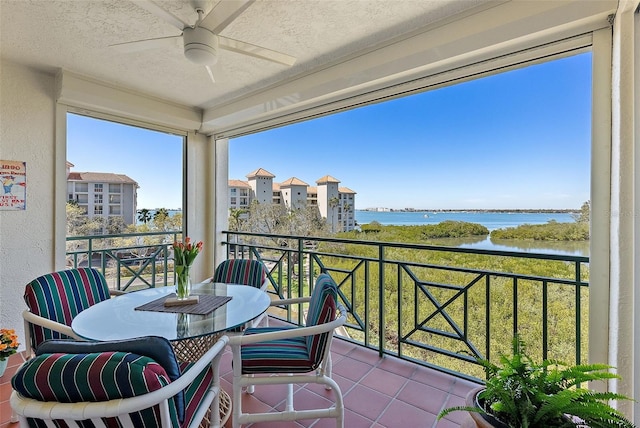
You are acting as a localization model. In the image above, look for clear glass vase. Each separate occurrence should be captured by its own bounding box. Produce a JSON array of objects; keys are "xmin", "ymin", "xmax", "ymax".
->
[{"xmin": 175, "ymin": 264, "xmax": 191, "ymax": 299}]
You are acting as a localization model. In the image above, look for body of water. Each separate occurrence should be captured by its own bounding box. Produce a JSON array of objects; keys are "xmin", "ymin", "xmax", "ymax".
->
[
  {"xmin": 355, "ymin": 210, "xmax": 575, "ymax": 230},
  {"xmin": 355, "ymin": 210, "xmax": 588, "ymax": 257}
]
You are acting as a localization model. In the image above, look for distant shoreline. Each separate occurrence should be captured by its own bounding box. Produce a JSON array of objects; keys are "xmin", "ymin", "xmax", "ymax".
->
[{"xmin": 359, "ymin": 208, "xmax": 579, "ymax": 214}]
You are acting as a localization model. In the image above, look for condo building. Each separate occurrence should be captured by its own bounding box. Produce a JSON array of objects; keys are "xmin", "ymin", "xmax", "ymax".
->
[
  {"xmin": 66, "ymin": 162, "xmax": 139, "ymax": 225},
  {"xmin": 230, "ymin": 168, "xmax": 357, "ymax": 232}
]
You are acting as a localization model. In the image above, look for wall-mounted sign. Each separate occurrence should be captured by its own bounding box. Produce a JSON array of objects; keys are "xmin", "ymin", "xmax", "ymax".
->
[{"xmin": 0, "ymin": 160, "xmax": 26, "ymax": 210}]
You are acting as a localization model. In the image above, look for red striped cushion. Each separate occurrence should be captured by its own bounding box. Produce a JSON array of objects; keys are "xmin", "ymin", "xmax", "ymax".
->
[
  {"xmin": 23, "ymin": 268, "xmax": 111, "ymax": 349},
  {"xmin": 212, "ymin": 259, "xmax": 267, "ymax": 288}
]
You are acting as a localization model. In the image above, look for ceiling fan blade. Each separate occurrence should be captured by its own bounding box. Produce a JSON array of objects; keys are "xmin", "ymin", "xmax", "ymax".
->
[
  {"xmin": 218, "ymin": 36, "xmax": 296, "ymax": 66},
  {"xmin": 110, "ymin": 35, "xmax": 182, "ymax": 53},
  {"xmin": 198, "ymin": 0, "xmax": 255, "ymax": 33},
  {"xmin": 132, "ymin": 0, "xmax": 190, "ymax": 30},
  {"xmin": 205, "ymin": 65, "xmax": 216, "ymax": 83}
]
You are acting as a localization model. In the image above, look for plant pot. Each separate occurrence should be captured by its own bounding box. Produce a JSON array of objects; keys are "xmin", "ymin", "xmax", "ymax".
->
[{"xmin": 464, "ymin": 387, "xmax": 510, "ymax": 428}]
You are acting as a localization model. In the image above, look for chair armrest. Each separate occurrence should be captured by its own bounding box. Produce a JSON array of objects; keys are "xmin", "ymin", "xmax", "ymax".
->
[
  {"xmin": 109, "ymin": 289, "xmax": 127, "ymax": 296},
  {"xmin": 268, "ymin": 296, "xmax": 311, "ymax": 307},
  {"xmin": 229, "ymin": 303, "xmax": 346, "ymax": 347},
  {"xmin": 22, "ymin": 310, "xmax": 83, "ymax": 341}
]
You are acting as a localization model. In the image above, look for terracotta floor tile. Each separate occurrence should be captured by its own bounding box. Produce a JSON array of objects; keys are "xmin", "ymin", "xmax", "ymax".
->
[
  {"xmin": 450, "ymin": 379, "xmax": 477, "ymax": 398},
  {"xmin": 347, "ymin": 345, "xmax": 385, "ymax": 365},
  {"xmin": 411, "ymin": 366, "xmax": 458, "ymax": 392},
  {"xmin": 376, "ymin": 355, "xmax": 417, "ymax": 378},
  {"xmin": 344, "ymin": 384, "xmax": 393, "ymax": 421},
  {"xmin": 332, "ymin": 356, "xmax": 373, "ymax": 382},
  {"xmin": 360, "ymin": 367, "xmax": 408, "ymax": 397},
  {"xmin": 397, "ymin": 380, "xmax": 450, "ymax": 414},
  {"xmin": 330, "ymin": 338, "xmax": 358, "ymax": 356},
  {"xmin": 438, "ymin": 394, "xmax": 469, "ymax": 425},
  {"xmin": 302, "ymin": 372, "xmax": 355, "ymax": 403},
  {"xmin": 377, "ymin": 399, "xmax": 437, "ymax": 428}
]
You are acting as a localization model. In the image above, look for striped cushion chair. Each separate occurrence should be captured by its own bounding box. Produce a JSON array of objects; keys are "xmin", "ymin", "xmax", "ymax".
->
[
  {"xmin": 10, "ymin": 335, "xmax": 228, "ymax": 428},
  {"xmin": 22, "ymin": 267, "xmax": 113, "ymax": 354},
  {"xmin": 212, "ymin": 259, "xmax": 269, "ymax": 328},
  {"xmin": 228, "ymin": 273, "xmax": 347, "ymax": 428}
]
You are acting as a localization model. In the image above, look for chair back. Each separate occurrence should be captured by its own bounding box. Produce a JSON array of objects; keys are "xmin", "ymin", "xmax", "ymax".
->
[
  {"xmin": 305, "ymin": 273, "xmax": 339, "ymax": 368},
  {"xmin": 213, "ymin": 259, "xmax": 267, "ymax": 289},
  {"xmin": 23, "ymin": 267, "xmax": 111, "ymax": 349}
]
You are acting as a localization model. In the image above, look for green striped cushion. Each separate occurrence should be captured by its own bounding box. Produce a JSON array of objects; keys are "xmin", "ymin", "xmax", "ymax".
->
[
  {"xmin": 212, "ymin": 259, "xmax": 267, "ymax": 288},
  {"xmin": 36, "ymin": 336, "xmax": 186, "ymax": 423},
  {"xmin": 23, "ymin": 268, "xmax": 111, "ymax": 349},
  {"xmin": 305, "ymin": 274, "xmax": 338, "ymax": 366},
  {"xmin": 240, "ymin": 327, "xmax": 314, "ymax": 374},
  {"xmin": 12, "ymin": 351, "xmax": 174, "ymax": 427}
]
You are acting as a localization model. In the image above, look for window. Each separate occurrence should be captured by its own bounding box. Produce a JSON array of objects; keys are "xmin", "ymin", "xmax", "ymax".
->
[
  {"xmin": 67, "ymin": 113, "xmax": 184, "ymax": 229},
  {"xmin": 94, "ymin": 206, "xmax": 103, "ymax": 215}
]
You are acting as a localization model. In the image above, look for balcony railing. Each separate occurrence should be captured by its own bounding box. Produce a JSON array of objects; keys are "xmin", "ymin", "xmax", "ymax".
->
[
  {"xmin": 64, "ymin": 229, "xmax": 589, "ymax": 382},
  {"xmin": 66, "ymin": 231, "xmax": 181, "ymax": 291},
  {"xmin": 223, "ymin": 230, "xmax": 589, "ymax": 382}
]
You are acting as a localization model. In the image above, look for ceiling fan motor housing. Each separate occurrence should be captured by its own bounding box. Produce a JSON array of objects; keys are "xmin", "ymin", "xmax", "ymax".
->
[{"xmin": 183, "ymin": 27, "xmax": 219, "ymax": 65}]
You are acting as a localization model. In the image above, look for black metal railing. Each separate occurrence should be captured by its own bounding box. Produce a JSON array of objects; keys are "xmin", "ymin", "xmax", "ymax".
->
[
  {"xmin": 66, "ymin": 231, "xmax": 181, "ymax": 291},
  {"xmin": 223, "ymin": 230, "xmax": 589, "ymax": 382}
]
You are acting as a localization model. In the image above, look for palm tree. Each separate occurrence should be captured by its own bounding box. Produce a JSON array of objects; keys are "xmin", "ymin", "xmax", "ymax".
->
[
  {"xmin": 328, "ymin": 196, "xmax": 339, "ymax": 233},
  {"xmin": 153, "ymin": 208, "xmax": 169, "ymax": 221},
  {"xmin": 137, "ymin": 208, "xmax": 151, "ymax": 224},
  {"xmin": 228, "ymin": 208, "xmax": 247, "ymax": 231}
]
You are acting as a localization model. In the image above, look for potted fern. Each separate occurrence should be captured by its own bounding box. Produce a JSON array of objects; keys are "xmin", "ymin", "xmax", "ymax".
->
[{"xmin": 437, "ymin": 336, "xmax": 635, "ymax": 428}]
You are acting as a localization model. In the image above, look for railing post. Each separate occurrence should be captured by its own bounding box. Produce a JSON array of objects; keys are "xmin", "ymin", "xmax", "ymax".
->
[
  {"xmin": 364, "ymin": 260, "xmax": 369, "ymax": 347},
  {"xmin": 298, "ymin": 237, "xmax": 304, "ymax": 290},
  {"xmin": 378, "ymin": 244, "xmax": 385, "ymax": 357},
  {"xmin": 575, "ymin": 261, "xmax": 581, "ymax": 365},
  {"xmin": 88, "ymin": 237, "xmax": 93, "ymax": 268}
]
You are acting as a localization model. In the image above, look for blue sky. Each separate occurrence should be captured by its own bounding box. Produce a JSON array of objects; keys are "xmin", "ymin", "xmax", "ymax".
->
[{"xmin": 69, "ymin": 52, "xmax": 591, "ymax": 210}]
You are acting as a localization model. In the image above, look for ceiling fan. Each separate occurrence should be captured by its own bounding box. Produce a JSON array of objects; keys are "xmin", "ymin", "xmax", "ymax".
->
[{"xmin": 111, "ymin": 0, "xmax": 296, "ymax": 82}]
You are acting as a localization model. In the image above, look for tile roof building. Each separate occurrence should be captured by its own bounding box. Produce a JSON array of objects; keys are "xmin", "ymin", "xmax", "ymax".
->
[
  {"xmin": 66, "ymin": 162, "xmax": 139, "ymax": 225},
  {"xmin": 231, "ymin": 168, "xmax": 356, "ymax": 232}
]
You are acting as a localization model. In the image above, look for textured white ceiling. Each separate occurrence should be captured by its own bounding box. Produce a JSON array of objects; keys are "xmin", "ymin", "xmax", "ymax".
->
[{"xmin": 1, "ymin": 0, "xmax": 488, "ymax": 111}]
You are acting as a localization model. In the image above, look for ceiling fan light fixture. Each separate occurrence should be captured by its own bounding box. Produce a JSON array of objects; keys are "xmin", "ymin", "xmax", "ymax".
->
[{"xmin": 183, "ymin": 27, "xmax": 219, "ymax": 65}]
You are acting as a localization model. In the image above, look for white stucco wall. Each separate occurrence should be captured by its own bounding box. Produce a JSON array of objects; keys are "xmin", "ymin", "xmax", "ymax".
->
[{"xmin": 0, "ymin": 61, "xmax": 57, "ymax": 350}]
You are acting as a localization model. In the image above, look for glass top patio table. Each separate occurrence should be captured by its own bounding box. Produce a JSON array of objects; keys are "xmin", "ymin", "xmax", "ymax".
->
[{"xmin": 71, "ymin": 282, "xmax": 271, "ymax": 342}]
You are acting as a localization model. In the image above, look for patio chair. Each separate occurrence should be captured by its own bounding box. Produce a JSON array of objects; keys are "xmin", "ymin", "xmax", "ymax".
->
[
  {"xmin": 22, "ymin": 267, "xmax": 119, "ymax": 355},
  {"xmin": 211, "ymin": 258, "xmax": 270, "ymax": 328},
  {"xmin": 228, "ymin": 273, "xmax": 347, "ymax": 427},
  {"xmin": 10, "ymin": 335, "xmax": 228, "ymax": 428}
]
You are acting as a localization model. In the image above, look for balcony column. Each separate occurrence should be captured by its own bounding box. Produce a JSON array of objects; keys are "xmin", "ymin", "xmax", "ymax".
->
[
  {"xmin": 213, "ymin": 136, "xmax": 229, "ymax": 269},
  {"xmin": 607, "ymin": 1, "xmax": 639, "ymax": 422},
  {"xmin": 184, "ymin": 131, "xmax": 214, "ymax": 282}
]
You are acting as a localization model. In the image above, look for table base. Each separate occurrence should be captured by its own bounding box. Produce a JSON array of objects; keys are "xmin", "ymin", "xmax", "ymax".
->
[{"xmin": 172, "ymin": 335, "xmax": 232, "ymax": 427}]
